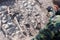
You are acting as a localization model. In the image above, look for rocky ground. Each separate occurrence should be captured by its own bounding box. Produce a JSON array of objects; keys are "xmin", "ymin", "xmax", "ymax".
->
[{"xmin": 0, "ymin": 0, "xmax": 53, "ymax": 40}]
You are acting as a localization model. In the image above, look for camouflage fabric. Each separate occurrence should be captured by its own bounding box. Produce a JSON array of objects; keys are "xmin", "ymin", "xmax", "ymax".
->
[{"xmin": 32, "ymin": 15, "xmax": 60, "ymax": 40}]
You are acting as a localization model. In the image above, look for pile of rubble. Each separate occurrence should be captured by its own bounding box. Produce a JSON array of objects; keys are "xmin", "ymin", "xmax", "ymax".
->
[{"xmin": 0, "ymin": 0, "xmax": 53, "ymax": 40}]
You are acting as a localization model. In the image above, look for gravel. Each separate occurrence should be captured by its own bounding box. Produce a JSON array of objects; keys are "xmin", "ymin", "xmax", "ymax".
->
[{"xmin": 0, "ymin": 0, "xmax": 53, "ymax": 40}]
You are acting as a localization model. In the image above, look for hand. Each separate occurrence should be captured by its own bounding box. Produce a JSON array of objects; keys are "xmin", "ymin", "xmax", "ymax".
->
[{"xmin": 46, "ymin": 6, "xmax": 53, "ymax": 12}]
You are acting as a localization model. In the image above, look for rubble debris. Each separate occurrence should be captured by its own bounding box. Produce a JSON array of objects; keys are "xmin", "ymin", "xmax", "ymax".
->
[{"xmin": 0, "ymin": 0, "xmax": 53, "ymax": 40}]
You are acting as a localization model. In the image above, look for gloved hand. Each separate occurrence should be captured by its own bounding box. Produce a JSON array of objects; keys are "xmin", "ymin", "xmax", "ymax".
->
[
  {"xmin": 47, "ymin": 6, "xmax": 56, "ymax": 18},
  {"xmin": 46, "ymin": 6, "xmax": 53, "ymax": 12}
]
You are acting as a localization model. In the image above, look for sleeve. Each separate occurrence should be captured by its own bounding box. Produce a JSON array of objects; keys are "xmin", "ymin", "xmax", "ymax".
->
[{"xmin": 32, "ymin": 28, "xmax": 55, "ymax": 40}]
